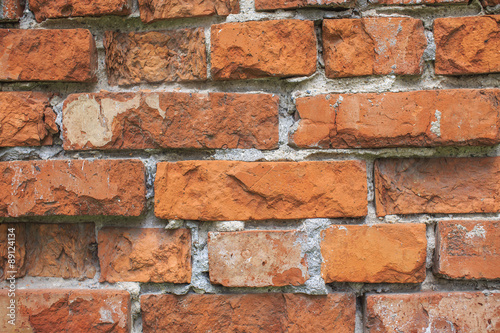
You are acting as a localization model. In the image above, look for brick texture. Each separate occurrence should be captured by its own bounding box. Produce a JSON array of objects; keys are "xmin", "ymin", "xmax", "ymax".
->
[
  {"xmin": 138, "ymin": 0, "xmax": 239, "ymax": 23},
  {"xmin": 321, "ymin": 224, "xmax": 427, "ymax": 283},
  {"xmin": 211, "ymin": 20, "xmax": 317, "ymax": 80},
  {"xmin": 30, "ymin": 0, "xmax": 131, "ymax": 22},
  {"xmin": 0, "ymin": 92, "xmax": 58, "ymax": 147},
  {"xmin": 366, "ymin": 292, "xmax": 500, "ymax": 332},
  {"xmin": 370, "ymin": 0, "xmax": 466, "ymax": 4},
  {"xmin": 208, "ymin": 230, "xmax": 309, "ymax": 287},
  {"xmin": 104, "ymin": 29, "xmax": 207, "ymax": 85},
  {"xmin": 0, "ymin": 0, "xmax": 23, "ymax": 20},
  {"xmin": 435, "ymin": 16, "xmax": 500, "ymax": 75},
  {"xmin": 291, "ymin": 89, "xmax": 500, "ymax": 148},
  {"xmin": 0, "ymin": 159, "xmax": 145, "ymax": 217},
  {"xmin": 435, "ymin": 220, "xmax": 500, "ymax": 280},
  {"xmin": 375, "ymin": 157, "xmax": 500, "ymax": 216},
  {"xmin": 141, "ymin": 293, "xmax": 356, "ymax": 332},
  {"xmin": 255, "ymin": 0, "xmax": 354, "ymax": 10},
  {"xmin": 0, "ymin": 289, "xmax": 130, "ymax": 333},
  {"xmin": 155, "ymin": 160, "xmax": 368, "ymax": 221},
  {"xmin": 323, "ymin": 18, "xmax": 426, "ymax": 78},
  {"xmin": 98, "ymin": 227, "xmax": 191, "ymax": 283},
  {"xmin": 62, "ymin": 91, "xmax": 278, "ymax": 150},
  {"xmin": 0, "ymin": 29, "xmax": 97, "ymax": 82}
]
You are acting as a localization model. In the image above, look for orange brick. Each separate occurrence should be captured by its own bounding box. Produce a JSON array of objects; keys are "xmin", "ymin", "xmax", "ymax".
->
[
  {"xmin": 30, "ymin": 0, "xmax": 131, "ymax": 22},
  {"xmin": 255, "ymin": 0, "xmax": 354, "ymax": 10}
]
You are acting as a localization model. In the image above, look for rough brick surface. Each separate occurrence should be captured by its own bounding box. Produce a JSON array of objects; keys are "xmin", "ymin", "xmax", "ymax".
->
[
  {"xmin": 63, "ymin": 91, "xmax": 278, "ymax": 150},
  {"xmin": 0, "ymin": 0, "xmax": 23, "ymax": 20},
  {"xmin": 30, "ymin": 0, "xmax": 131, "ymax": 22},
  {"xmin": 0, "ymin": 223, "xmax": 26, "ymax": 279},
  {"xmin": 375, "ymin": 157, "xmax": 500, "ymax": 216},
  {"xmin": 0, "ymin": 29, "xmax": 97, "ymax": 82},
  {"xmin": 366, "ymin": 292, "xmax": 500, "ymax": 332},
  {"xmin": 323, "ymin": 18, "xmax": 426, "ymax": 78},
  {"xmin": 435, "ymin": 16, "xmax": 500, "ymax": 75},
  {"xmin": 435, "ymin": 220, "xmax": 500, "ymax": 280},
  {"xmin": 141, "ymin": 293, "xmax": 356, "ymax": 332},
  {"xmin": 0, "ymin": 160, "xmax": 145, "ymax": 217},
  {"xmin": 138, "ymin": 0, "xmax": 239, "ymax": 23},
  {"xmin": 104, "ymin": 29, "xmax": 207, "ymax": 85},
  {"xmin": 255, "ymin": 0, "xmax": 354, "ymax": 10},
  {"xmin": 155, "ymin": 160, "xmax": 368, "ymax": 221},
  {"xmin": 0, "ymin": 92, "xmax": 58, "ymax": 147},
  {"xmin": 291, "ymin": 89, "xmax": 500, "ymax": 148},
  {"xmin": 211, "ymin": 20, "xmax": 317, "ymax": 80},
  {"xmin": 98, "ymin": 227, "xmax": 191, "ymax": 283},
  {"xmin": 370, "ymin": 0, "xmax": 466, "ymax": 3},
  {"xmin": 481, "ymin": 0, "xmax": 500, "ymax": 5},
  {"xmin": 0, "ymin": 289, "xmax": 130, "ymax": 333},
  {"xmin": 321, "ymin": 224, "xmax": 427, "ymax": 283},
  {"xmin": 208, "ymin": 230, "xmax": 309, "ymax": 287}
]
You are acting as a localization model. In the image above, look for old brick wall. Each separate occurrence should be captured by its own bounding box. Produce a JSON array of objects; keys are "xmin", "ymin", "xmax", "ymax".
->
[{"xmin": 0, "ymin": 0, "xmax": 499, "ymax": 331}]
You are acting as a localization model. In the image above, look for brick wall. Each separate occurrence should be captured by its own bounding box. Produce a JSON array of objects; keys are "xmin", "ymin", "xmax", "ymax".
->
[{"xmin": 1, "ymin": 0, "xmax": 499, "ymax": 331}]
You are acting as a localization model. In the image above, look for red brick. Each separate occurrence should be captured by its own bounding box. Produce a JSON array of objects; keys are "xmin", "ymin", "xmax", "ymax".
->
[
  {"xmin": 62, "ymin": 91, "xmax": 278, "ymax": 150},
  {"xmin": 323, "ymin": 18, "xmax": 426, "ymax": 78},
  {"xmin": 0, "ymin": 224, "xmax": 26, "ymax": 279},
  {"xmin": 208, "ymin": 230, "xmax": 308, "ymax": 287},
  {"xmin": 435, "ymin": 16, "xmax": 500, "ymax": 75},
  {"xmin": 0, "ymin": 92, "xmax": 58, "ymax": 147},
  {"xmin": 104, "ymin": 29, "xmax": 207, "ymax": 85},
  {"xmin": 321, "ymin": 224, "xmax": 427, "ymax": 283},
  {"xmin": 155, "ymin": 160, "xmax": 368, "ymax": 221},
  {"xmin": 138, "ymin": 0, "xmax": 239, "ymax": 23},
  {"xmin": 98, "ymin": 227, "xmax": 191, "ymax": 283},
  {"xmin": 370, "ymin": 0, "xmax": 466, "ymax": 4},
  {"xmin": 482, "ymin": 0, "xmax": 500, "ymax": 5},
  {"xmin": 211, "ymin": 20, "xmax": 317, "ymax": 80},
  {"xmin": 366, "ymin": 292, "xmax": 500, "ymax": 332},
  {"xmin": 0, "ymin": 159, "xmax": 145, "ymax": 217},
  {"xmin": 255, "ymin": 0, "xmax": 354, "ymax": 10},
  {"xmin": 141, "ymin": 293, "xmax": 356, "ymax": 332},
  {"xmin": 0, "ymin": 29, "xmax": 97, "ymax": 82},
  {"xmin": 375, "ymin": 157, "xmax": 500, "ymax": 216},
  {"xmin": 30, "ymin": 0, "xmax": 131, "ymax": 22},
  {"xmin": 291, "ymin": 89, "xmax": 500, "ymax": 148},
  {"xmin": 435, "ymin": 220, "xmax": 500, "ymax": 280},
  {"xmin": 0, "ymin": 289, "xmax": 130, "ymax": 332},
  {"xmin": 0, "ymin": 0, "xmax": 23, "ymax": 20}
]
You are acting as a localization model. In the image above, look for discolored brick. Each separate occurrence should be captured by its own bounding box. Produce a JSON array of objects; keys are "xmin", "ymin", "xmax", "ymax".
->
[
  {"xmin": 0, "ymin": 0, "xmax": 23, "ymax": 20},
  {"xmin": 255, "ymin": 0, "xmax": 354, "ymax": 11},
  {"xmin": 30, "ymin": 0, "xmax": 132, "ymax": 22}
]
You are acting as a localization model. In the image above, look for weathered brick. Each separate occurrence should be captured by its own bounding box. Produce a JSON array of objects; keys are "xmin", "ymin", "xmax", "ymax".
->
[
  {"xmin": 375, "ymin": 157, "xmax": 500, "ymax": 216},
  {"xmin": 0, "ymin": 223, "xmax": 26, "ymax": 279},
  {"xmin": 291, "ymin": 89, "xmax": 500, "ymax": 148},
  {"xmin": 155, "ymin": 160, "xmax": 368, "ymax": 221},
  {"xmin": 481, "ymin": 0, "xmax": 500, "ymax": 5},
  {"xmin": 104, "ymin": 29, "xmax": 207, "ymax": 85},
  {"xmin": 98, "ymin": 227, "xmax": 191, "ymax": 283},
  {"xmin": 0, "ymin": 159, "xmax": 145, "ymax": 217},
  {"xmin": 0, "ymin": 29, "xmax": 97, "ymax": 82},
  {"xmin": 30, "ymin": 0, "xmax": 131, "ymax": 22},
  {"xmin": 321, "ymin": 224, "xmax": 427, "ymax": 283},
  {"xmin": 141, "ymin": 293, "xmax": 356, "ymax": 332},
  {"xmin": 0, "ymin": 289, "xmax": 130, "ymax": 332},
  {"xmin": 138, "ymin": 0, "xmax": 239, "ymax": 23},
  {"xmin": 0, "ymin": 0, "xmax": 23, "ymax": 21},
  {"xmin": 208, "ymin": 230, "xmax": 309, "ymax": 287},
  {"xmin": 435, "ymin": 16, "xmax": 500, "ymax": 75},
  {"xmin": 255, "ymin": 0, "xmax": 354, "ymax": 11},
  {"xmin": 435, "ymin": 220, "xmax": 500, "ymax": 280},
  {"xmin": 0, "ymin": 92, "xmax": 58, "ymax": 147},
  {"xmin": 366, "ymin": 292, "xmax": 500, "ymax": 332},
  {"xmin": 211, "ymin": 20, "xmax": 317, "ymax": 80},
  {"xmin": 323, "ymin": 18, "xmax": 426, "ymax": 78},
  {"xmin": 62, "ymin": 91, "xmax": 278, "ymax": 150},
  {"xmin": 370, "ymin": 0, "xmax": 466, "ymax": 4}
]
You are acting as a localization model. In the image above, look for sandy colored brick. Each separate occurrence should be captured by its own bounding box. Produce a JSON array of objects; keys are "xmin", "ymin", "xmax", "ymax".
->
[
  {"xmin": 435, "ymin": 220, "xmax": 500, "ymax": 280},
  {"xmin": 138, "ymin": 0, "xmax": 239, "ymax": 23},
  {"xmin": 323, "ymin": 18, "xmax": 426, "ymax": 78},
  {"xmin": 98, "ymin": 227, "xmax": 191, "ymax": 283},
  {"xmin": 0, "ymin": 29, "xmax": 97, "ymax": 82},
  {"xmin": 211, "ymin": 20, "xmax": 317, "ymax": 80},
  {"xmin": 321, "ymin": 224, "xmax": 427, "ymax": 283},
  {"xmin": 0, "ymin": 0, "xmax": 23, "ymax": 20},
  {"xmin": 208, "ymin": 230, "xmax": 309, "ymax": 287},
  {"xmin": 375, "ymin": 157, "xmax": 500, "ymax": 216},
  {"xmin": 141, "ymin": 293, "xmax": 356, "ymax": 332},
  {"xmin": 30, "ymin": 0, "xmax": 131, "ymax": 22},
  {"xmin": 435, "ymin": 16, "xmax": 500, "ymax": 75},
  {"xmin": 104, "ymin": 29, "xmax": 207, "ymax": 85},
  {"xmin": 0, "ymin": 289, "xmax": 130, "ymax": 332},
  {"xmin": 0, "ymin": 159, "xmax": 145, "ymax": 217},
  {"xmin": 155, "ymin": 160, "xmax": 368, "ymax": 221},
  {"xmin": 255, "ymin": 0, "xmax": 354, "ymax": 10},
  {"xmin": 366, "ymin": 292, "xmax": 500, "ymax": 332},
  {"xmin": 62, "ymin": 91, "xmax": 278, "ymax": 150},
  {"xmin": 291, "ymin": 89, "xmax": 500, "ymax": 148},
  {"xmin": 0, "ymin": 92, "xmax": 58, "ymax": 147}
]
